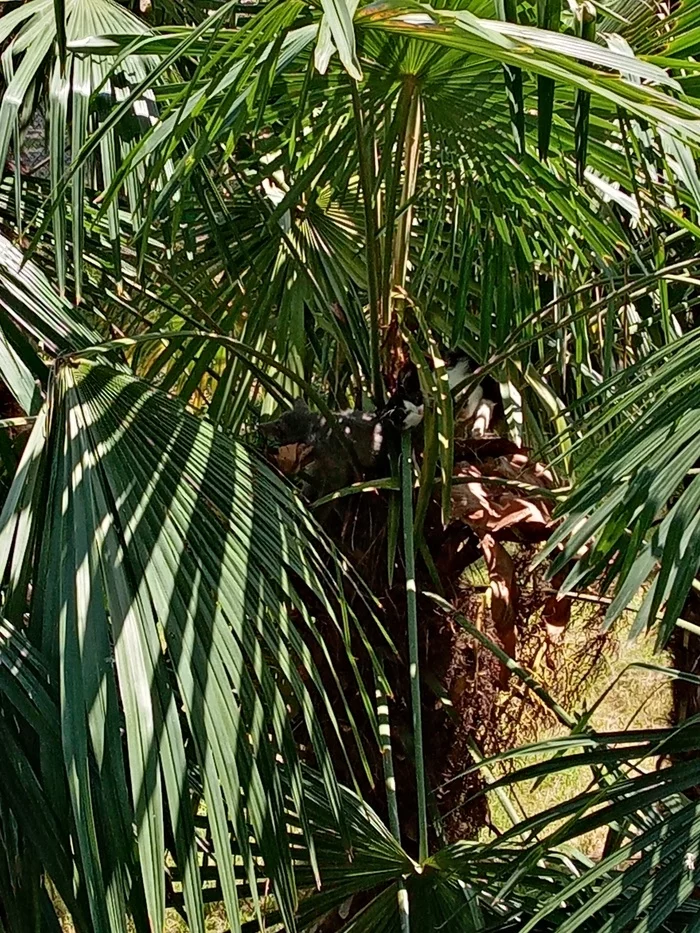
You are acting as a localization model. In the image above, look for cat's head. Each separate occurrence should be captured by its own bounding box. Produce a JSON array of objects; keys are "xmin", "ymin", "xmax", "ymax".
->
[{"xmin": 260, "ymin": 398, "xmax": 319, "ymax": 449}]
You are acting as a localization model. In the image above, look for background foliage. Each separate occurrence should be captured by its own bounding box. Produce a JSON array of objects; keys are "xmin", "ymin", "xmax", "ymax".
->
[{"xmin": 3, "ymin": 0, "xmax": 700, "ymax": 930}]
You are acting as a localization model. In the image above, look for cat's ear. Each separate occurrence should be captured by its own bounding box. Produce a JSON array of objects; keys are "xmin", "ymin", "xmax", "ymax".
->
[
  {"xmin": 293, "ymin": 397, "xmax": 309, "ymax": 413},
  {"xmin": 397, "ymin": 361, "xmax": 420, "ymax": 394}
]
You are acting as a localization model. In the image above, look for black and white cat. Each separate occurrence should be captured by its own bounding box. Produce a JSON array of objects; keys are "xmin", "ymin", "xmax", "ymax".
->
[
  {"xmin": 260, "ymin": 353, "xmax": 500, "ymax": 497},
  {"xmin": 381, "ymin": 352, "xmax": 500, "ymax": 438}
]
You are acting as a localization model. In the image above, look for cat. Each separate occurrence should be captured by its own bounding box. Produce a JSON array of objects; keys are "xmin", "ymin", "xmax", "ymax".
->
[
  {"xmin": 260, "ymin": 399, "xmax": 387, "ymax": 497},
  {"xmin": 260, "ymin": 355, "xmax": 501, "ymax": 498}
]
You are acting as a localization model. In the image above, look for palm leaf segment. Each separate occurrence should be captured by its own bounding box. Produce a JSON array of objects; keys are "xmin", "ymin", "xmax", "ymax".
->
[{"xmin": 0, "ymin": 235, "xmax": 388, "ymax": 932}]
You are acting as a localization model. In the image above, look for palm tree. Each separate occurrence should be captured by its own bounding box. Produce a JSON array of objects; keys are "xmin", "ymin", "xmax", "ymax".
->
[{"xmin": 3, "ymin": 0, "xmax": 700, "ymax": 930}]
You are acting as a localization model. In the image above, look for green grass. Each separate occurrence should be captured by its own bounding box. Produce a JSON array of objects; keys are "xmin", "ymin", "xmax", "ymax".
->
[{"xmin": 483, "ymin": 596, "xmax": 673, "ymax": 856}]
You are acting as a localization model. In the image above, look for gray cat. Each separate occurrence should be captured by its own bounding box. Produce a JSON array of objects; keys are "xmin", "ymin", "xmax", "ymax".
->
[{"xmin": 260, "ymin": 399, "xmax": 386, "ymax": 497}]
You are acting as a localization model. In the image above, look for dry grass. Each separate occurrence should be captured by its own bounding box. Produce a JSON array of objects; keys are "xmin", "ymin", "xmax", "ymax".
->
[
  {"xmin": 482, "ymin": 596, "xmax": 674, "ymax": 856},
  {"xmin": 57, "ymin": 902, "xmax": 238, "ymax": 932},
  {"xmin": 162, "ymin": 904, "xmax": 230, "ymax": 933}
]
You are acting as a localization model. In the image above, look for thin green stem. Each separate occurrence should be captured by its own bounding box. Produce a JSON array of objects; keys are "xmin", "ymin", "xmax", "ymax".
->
[
  {"xmin": 401, "ymin": 431, "xmax": 428, "ymax": 862},
  {"xmin": 392, "ymin": 83, "xmax": 421, "ymax": 295},
  {"xmin": 351, "ymin": 81, "xmax": 384, "ymax": 407},
  {"xmin": 375, "ymin": 679, "xmax": 401, "ymax": 843},
  {"xmin": 381, "ymin": 80, "xmax": 413, "ymax": 318},
  {"xmin": 465, "ymin": 736, "xmax": 527, "ymax": 830}
]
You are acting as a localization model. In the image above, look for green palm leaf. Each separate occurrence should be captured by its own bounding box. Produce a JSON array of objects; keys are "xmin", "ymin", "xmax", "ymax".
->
[
  {"xmin": 0, "ymin": 347, "xmax": 382, "ymax": 929},
  {"xmin": 545, "ymin": 326, "xmax": 700, "ymax": 645},
  {"xmin": 0, "ymin": 0, "xmax": 158, "ymax": 295}
]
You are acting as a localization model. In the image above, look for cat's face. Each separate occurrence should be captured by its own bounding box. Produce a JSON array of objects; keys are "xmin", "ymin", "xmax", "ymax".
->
[{"xmin": 260, "ymin": 400, "xmax": 316, "ymax": 449}]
